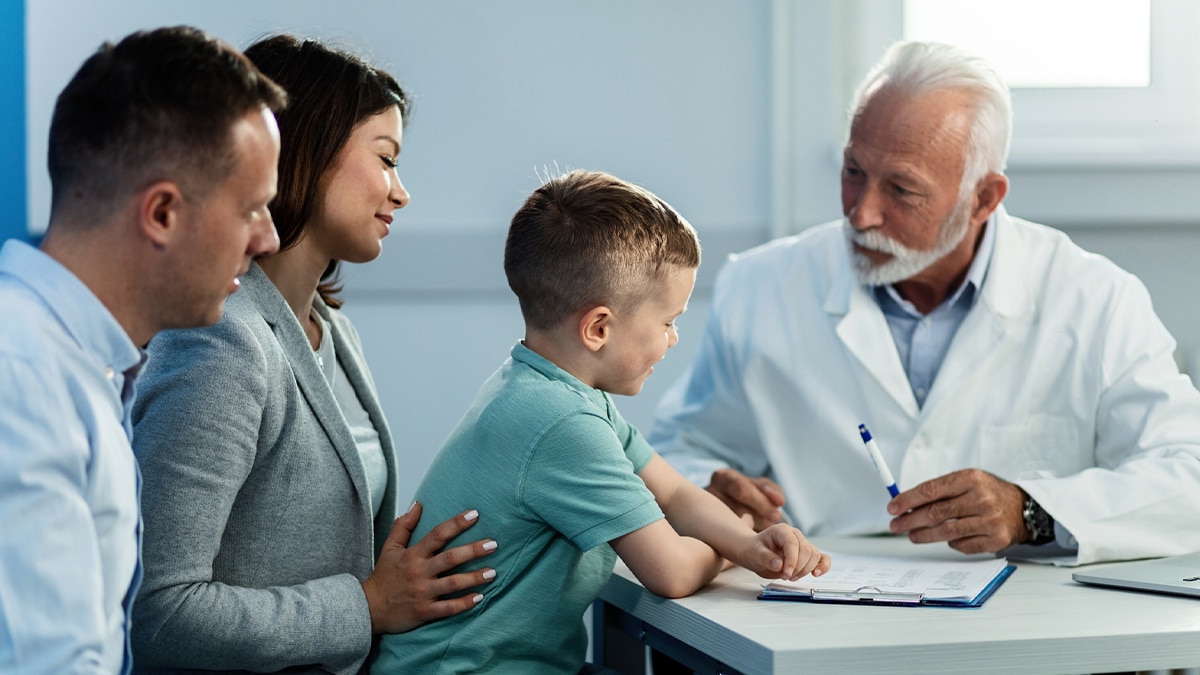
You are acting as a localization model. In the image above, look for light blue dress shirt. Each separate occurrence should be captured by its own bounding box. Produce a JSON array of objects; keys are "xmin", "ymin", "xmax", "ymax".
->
[
  {"xmin": 0, "ymin": 240, "xmax": 144, "ymax": 674},
  {"xmin": 874, "ymin": 216, "xmax": 997, "ymax": 408}
]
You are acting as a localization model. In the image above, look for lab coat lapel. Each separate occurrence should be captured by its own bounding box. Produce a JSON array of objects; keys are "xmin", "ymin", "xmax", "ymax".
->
[
  {"xmin": 921, "ymin": 207, "xmax": 1032, "ymax": 413},
  {"xmin": 243, "ymin": 264, "xmax": 372, "ymax": 515},
  {"xmin": 829, "ymin": 257, "xmax": 921, "ymax": 418}
]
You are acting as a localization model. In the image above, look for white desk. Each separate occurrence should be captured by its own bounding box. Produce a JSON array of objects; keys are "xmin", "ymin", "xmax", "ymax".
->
[{"xmin": 593, "ymin": 535, "xmax": 1200, "ymax": 674}]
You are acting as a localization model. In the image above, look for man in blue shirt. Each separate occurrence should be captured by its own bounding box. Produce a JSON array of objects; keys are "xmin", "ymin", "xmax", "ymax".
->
[{"xmin": 0, "ymin": 27, "xmax": 285, "ymax": 673}]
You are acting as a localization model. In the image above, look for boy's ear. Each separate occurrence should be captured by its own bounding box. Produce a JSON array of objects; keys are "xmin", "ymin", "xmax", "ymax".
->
[{"xmin": 579, "ymin": 306, "xmax": 612, "ymax": 353}]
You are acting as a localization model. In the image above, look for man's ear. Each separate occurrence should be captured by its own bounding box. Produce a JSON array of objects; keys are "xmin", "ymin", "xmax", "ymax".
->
[
  {"xmin": 138, "ymin": 180, "xmax": 185, "ymax": 248},
  {"xmin": 579, "ymin": 306, "xmax": 613, "ymax": 353},
  {"xmin": 970, "ymin": 172, "xmax": 1009, "ymax": 226}
]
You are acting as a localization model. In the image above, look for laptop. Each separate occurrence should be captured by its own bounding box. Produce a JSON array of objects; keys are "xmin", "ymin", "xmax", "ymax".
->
[{"xmin": 1072, "ymin": 551, "xmax": 1200, "ymax": 598}]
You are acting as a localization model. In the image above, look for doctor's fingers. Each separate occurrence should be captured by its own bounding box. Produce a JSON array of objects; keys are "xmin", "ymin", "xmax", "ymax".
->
[
  {"xmin": 900, "ymin": 507, "xmax": 1022, "ymax": 554},
  {"xmin": 891, "ymin": 476, "xmax": 1017, "ymax": 530},
  {"xmin": 708, "ymin": 468, "xmax": 785, "ymax": 529}
]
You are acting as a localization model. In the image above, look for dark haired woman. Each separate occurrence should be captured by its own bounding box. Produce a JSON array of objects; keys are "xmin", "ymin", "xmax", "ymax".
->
[{"xmin": 130, "ymin": 35, "xmax": 496, "ymax": 674}]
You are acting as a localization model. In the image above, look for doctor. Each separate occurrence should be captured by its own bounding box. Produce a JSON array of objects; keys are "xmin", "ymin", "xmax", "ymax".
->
[{"xmin": 649, "ymin": 40, "xmax": 1200, "ymax": 565}]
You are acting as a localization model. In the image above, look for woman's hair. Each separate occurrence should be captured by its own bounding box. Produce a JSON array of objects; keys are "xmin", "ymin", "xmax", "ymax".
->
[
  {"xmin": 243, "ymin": 34, "xmax": 408, "ymax": 307},
  {"xmin": 848, "ymin": 40, "xmax": 1012, "ymax": 195}
]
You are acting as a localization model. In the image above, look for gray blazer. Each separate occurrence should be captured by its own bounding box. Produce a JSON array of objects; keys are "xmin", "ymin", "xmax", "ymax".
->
[{"xmin": 131, "ymin": 263, "xmax": 398, "ymax": 674}]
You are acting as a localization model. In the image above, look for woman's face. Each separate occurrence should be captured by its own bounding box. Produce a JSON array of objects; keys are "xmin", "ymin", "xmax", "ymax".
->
[{"xmin": 309, "ymin": 105, "xmax": 408, "ymax": 264}]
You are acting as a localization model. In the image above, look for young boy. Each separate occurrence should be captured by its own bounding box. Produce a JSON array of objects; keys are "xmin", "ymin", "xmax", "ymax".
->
[{"xmin": 373, "ymin": 170, "xmax": 829, "ymax": 674}]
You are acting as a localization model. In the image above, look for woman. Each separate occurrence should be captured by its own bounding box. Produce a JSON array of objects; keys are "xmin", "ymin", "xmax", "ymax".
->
[{"xmin": 130, "ymin": 35, "xmax": 496, "ymax": 674}]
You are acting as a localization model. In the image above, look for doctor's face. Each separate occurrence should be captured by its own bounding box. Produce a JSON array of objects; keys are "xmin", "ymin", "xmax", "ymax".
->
[{"xmin": 840, "ymin": 86, "xmax": 977, "ymax": 286}]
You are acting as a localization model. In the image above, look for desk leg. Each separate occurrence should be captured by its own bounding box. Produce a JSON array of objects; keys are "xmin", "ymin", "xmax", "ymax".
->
[
  {"xmin": 591, "ymin": 599, "xmax": 745, "ymax": 675},
  {"xmin": 592, "ymin": 598, "xmax": 647, "ymax": 674}
]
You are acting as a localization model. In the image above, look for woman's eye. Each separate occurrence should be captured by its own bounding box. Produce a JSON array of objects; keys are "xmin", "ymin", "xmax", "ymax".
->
[{"xmin": 380, "ymin": 155, "xmax": 398, "ymax": 169}]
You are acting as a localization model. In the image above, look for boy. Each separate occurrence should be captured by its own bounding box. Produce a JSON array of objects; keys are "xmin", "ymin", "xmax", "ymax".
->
[{"xmin": 374, "ymin": 170, "xmax": 829, "ymax": 673}]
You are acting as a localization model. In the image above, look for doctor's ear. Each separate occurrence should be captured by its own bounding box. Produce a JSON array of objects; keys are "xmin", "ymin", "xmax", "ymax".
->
[
  {"xmin": 970, "ymin": 172, "xmax": 1009, "ymax": 226},
  {"xmin": 579, "ymin": 306, "xmax": 612, "ymax": 352}
]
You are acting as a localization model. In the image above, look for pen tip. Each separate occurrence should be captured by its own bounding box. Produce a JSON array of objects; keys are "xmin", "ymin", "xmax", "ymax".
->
[{"xmin": 858, "ymin": 424, "xmax": 871, "ymax": 441}]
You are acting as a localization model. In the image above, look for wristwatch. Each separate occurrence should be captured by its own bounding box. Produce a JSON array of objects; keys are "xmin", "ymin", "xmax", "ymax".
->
[{"xmin": 1022, "ymin": 495, "xmax": 1056, "ymax": 546}]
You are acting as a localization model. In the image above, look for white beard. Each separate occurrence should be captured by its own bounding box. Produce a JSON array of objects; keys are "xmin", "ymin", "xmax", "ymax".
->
[{"xmin": 844, "ymin": 194, "xmax": 973, "ymax": 287}]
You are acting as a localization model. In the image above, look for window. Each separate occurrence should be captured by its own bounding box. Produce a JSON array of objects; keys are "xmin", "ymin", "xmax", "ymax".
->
[{"xmin": 840, "ymin": 0, "xmax": 1200, "ymax": 169}]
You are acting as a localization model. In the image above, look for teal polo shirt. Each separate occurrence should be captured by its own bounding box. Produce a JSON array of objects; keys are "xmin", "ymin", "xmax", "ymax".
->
[{"xmin": 374, "ymin": 341, "xmax": 664, "ymax": 674}]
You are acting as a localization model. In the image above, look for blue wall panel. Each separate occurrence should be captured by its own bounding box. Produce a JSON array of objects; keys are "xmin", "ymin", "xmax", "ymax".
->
[{"xmin": 1, "ymin": 0, "xmax": 26, "ymax": 243}]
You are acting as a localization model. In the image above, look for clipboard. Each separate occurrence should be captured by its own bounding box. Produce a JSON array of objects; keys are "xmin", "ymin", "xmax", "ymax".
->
[
  {"xmin": 756, "ymin": 552, "xmax": 1017, "ymax": 608},
  {"xmin": 759, "ymin": 566, "xmax": 1015, "ymax": 607}
]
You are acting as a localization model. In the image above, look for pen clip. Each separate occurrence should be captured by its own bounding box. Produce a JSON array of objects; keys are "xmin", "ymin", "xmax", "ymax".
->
[{"xmin": 809, "ymin": 585, "xmax": 925, "ymax": 604}]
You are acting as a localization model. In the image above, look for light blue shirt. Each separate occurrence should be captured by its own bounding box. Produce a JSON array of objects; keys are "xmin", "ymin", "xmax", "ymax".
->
[
  {"xmin": 874, "ymin": 216, "xmax": 996, "ymax": 408},
  {"xmin": 0, "ymin": 240, "xmax": 144, "ymax": 674}
]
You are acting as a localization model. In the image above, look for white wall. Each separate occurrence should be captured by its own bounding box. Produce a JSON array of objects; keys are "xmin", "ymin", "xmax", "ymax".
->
[{"xmin": 29, "ymin": 1, "xmax": 1200, "ymax": 507}]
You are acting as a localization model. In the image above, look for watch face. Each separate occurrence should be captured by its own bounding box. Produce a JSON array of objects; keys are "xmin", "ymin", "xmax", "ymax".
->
[{"xmin": 1024, "ymin": 498, "xmax": 1054, "ymax": 544}]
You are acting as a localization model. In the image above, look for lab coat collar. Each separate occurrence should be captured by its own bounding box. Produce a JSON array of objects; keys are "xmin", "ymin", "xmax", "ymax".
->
[{"xmin": 824, "ymin": 204, "xmax": 1033, "ymax": 417}]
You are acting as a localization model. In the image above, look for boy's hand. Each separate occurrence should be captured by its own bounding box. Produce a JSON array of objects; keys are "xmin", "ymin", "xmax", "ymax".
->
[{"xmin": 734, "ymin": 523, "xmax": 831, "ymax": 581}]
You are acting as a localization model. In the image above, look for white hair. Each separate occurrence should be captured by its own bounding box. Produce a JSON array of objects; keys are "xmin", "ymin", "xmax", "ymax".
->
[{"xmin": 847, "ymin": 40, "xmax": 1012, "ymax": 194}]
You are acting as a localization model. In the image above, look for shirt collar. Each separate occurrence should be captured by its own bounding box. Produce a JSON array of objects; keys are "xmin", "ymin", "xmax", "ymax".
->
[
  {"xmin": 878, "ymin": 212, "xmax": 998, "ymax": 317},
  {"xmin": 510, "ymin": 340, "xmax": 609, "ymax": 409},
  {"xmin": 0, "ymin": 240, "xmax": 142, "ymax": 376}
]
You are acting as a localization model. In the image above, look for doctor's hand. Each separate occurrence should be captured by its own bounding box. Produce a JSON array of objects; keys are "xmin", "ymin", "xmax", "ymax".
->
[
  {"xmin": 886, "ymin": 469, "xmax": 1027, "ymax": 554},
  {"xmin": 361, "ymin": 502, "xmax": 498, "ymax": 635},
  {"xmin": 707, "ymin": 468, "xmax": 789, "ymax": 531}
]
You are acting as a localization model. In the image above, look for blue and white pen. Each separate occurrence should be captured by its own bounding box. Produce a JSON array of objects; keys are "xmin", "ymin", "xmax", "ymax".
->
[{"xmin": 858, "ymin": 423, "xmax": 900, "ymax": 498}]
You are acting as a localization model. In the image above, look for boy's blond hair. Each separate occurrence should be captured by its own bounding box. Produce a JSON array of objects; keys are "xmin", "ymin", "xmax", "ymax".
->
[{"xmin": 504, "ymin": 170, "xmax": 701, "ymax": 330}]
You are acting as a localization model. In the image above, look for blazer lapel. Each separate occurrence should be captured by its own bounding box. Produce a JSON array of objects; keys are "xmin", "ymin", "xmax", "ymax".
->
[
  {"xmin": 242, "ymin": 264, "xmax": 371, "ymax": 516},
  {"xmin": 316, "ymin": 300, "xmax": 400, "ymax": 547}
]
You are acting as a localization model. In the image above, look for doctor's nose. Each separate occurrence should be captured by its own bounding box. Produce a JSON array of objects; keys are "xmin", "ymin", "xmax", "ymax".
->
[{"xmin": 844, "ymin": 183, "xmax": 884, "ymax": 232}]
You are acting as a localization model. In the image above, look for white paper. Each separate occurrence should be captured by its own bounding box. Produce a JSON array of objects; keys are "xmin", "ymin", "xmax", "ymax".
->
[{"xmin": 763, "ymin": 551, "xmax": 1009, "ymax": 602}]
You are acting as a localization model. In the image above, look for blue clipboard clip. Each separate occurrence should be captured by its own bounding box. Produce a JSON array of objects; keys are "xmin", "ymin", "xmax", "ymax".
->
[{"xmin": 809, "ymin": 585, "xmax": 924, "ymax": 605}]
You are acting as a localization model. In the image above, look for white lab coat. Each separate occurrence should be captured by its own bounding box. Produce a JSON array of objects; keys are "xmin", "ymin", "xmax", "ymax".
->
[{"xmin": 650, "ymin": 207, "xmax": 1200, "ymax": 565}]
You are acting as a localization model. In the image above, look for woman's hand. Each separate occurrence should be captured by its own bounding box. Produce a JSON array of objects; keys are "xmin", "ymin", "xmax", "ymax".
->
[{"xmin": 361, "ymin": 502, "xmax": 498, "ymax": 634}]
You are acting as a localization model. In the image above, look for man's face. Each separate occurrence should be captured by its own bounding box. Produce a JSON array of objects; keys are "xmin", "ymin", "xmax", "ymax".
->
[
  {"xmin": 839, "ymin": 86, "xmax": 978, "ymax": 286},
  {"xmin": 169, "ymin": 107, "xmax": 281, "ymax": 327}
]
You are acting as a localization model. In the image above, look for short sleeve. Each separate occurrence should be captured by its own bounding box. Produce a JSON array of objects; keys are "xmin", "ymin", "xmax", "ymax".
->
[{"xmin": 519, "ymin": 411, "xmax": 663, "ymax": 552}]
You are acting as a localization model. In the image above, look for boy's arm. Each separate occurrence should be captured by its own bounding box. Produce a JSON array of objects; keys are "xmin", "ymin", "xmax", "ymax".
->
[
  {"xmin": 634, "ymin": 454, "xmax": 830, "ymax": 582},
  {"xmin": 609, "ymin": 520, "xmax": 725, "ymax": 599}
]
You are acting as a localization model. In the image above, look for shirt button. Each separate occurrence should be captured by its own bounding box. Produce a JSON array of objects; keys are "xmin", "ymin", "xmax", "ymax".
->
[
  {"xmin": 105, "ymin": 366, "xmax": 115, "ymax": 380},
  {"xmin": 916, "ymin": 387, "xmax": 927, "ymax": 398}
]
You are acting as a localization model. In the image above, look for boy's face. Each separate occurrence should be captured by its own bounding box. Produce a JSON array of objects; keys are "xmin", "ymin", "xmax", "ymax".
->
[{"xmin": 593, "ymin": 265, "xmax": 696, "ymax": 396}]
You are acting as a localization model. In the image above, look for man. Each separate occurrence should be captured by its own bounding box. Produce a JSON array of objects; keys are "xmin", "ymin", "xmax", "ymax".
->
[
  {"xmin": 649, "ymin": 41, "xmax": 1200, "ymax": 566},
  {"xmin": 0, "ymin": 27, "xmax": 285, "ymax": 673}
]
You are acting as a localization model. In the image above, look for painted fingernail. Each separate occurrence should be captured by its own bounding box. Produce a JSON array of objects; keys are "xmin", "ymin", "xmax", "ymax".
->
[
  {"xmin": 472, "ymin": 594, "xmax": 484, "ymax": 604},
  {"xmin": 483, "ymin": 540, "xmax": 498, "ymax": 551},
  {"xmin": 464, "ymin": 510, "xmax": 479, "ymax": 521},
  {"xmin": 482, "ymin": 569, "xmax": 496, "ymax": 580}
]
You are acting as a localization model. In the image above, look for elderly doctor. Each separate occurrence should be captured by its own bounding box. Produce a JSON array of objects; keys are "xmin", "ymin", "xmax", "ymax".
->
[{"xmin": 649, "ymin": 40, "xmax": 1200, "ymax": 566}]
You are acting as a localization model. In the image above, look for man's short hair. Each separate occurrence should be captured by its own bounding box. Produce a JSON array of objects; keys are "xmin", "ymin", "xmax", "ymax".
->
[
  {"xmin": 47, "ymin": 25, "xmax": 287, "ymax": 222},
  {"xmin": 849, "ymin": 40, "xmax": 1013, "ymax": 192},
  {"xmin": 504, "ymin": 169, "xmax": 701, "ymax": 331}
]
